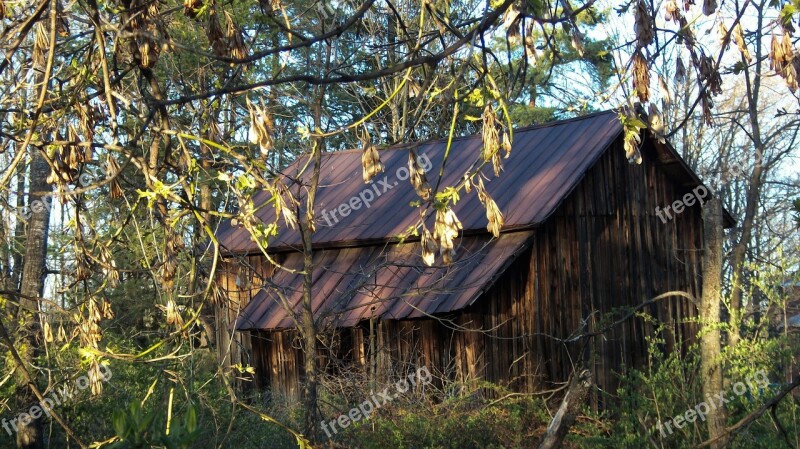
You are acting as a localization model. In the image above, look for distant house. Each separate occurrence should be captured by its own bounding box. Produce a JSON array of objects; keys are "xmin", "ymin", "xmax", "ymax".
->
[{"xmin": 214, "ymin": 111, "xmax": 734, "ymax": 402}]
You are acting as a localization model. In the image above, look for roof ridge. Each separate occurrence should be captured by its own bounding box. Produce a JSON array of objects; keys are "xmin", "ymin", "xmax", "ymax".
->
[{"xmin": 315, "ymin": 109, "xmax": 620, "ymax": 156}]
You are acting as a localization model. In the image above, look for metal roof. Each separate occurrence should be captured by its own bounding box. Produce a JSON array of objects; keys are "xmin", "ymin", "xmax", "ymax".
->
[
  {"xmin": 216, "ymin": 110, "xmax": 624, "ymax": 253},
  {"xmin": 233, "ymin": 231, "xmax": 533, "ymax": 330}
]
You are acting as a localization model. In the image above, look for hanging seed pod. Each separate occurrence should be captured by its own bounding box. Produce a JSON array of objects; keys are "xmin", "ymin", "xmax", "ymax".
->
[
  {"xmin": 207, "ymin": 10, "xmax": 227, "ymax": 58},
  {"xmin": 702, "ymin": 0, "xmax": 716, "ymax": 16},
  {"xmin": 433, "ymin": 208, "xmax": 462, "ymax": 264},
  {"xmin": 476, "ymin": 178, "xmax": 503, "ymax": 237},
  {"xmin": 246, "ymin": 98, "xmax": 274, "ymax": 154},
  {"xmin": 501, "ymin": 131, "xmax": 512, "ymax": 159},
  {"xmin": 718, "ymin": 22, "xmax": 729, "ymax": 49},
  {"xmin": 203, "ymin": 120, "xmax": 221, "ymax": 155},
  {"xmin": 49, "ymin": 132, "xmax": 79, "ymax": 186},
  {"xmin": 75, "ymin": 253, "xmax": 91, "ymax": 281},
  {"xmin": 77, "ymin": 103, "xmax": 95, "ymax": 144},
  {"xmin": 484, "ymin": 197, "xmax": 503, "ymax": 237},
  {"xmin": 675, "ymin": 56, "xmax": 687, "ymax": 83},
  {"xmin": 781, "ymin": 33, "xmax": 794, "ymax": 63},
  {"xmin": 648, "ymin": 103, "xmax": 665, "ymax": 143},
  {"xmin": 106, "ymin": 154, "xmax": 123, "ymax": 199},
  {"xmin": 159, "ymin": 231, "xmax": 180, "ymax": 293},
  {"xmin": 732, "ymin": 23, "xmax": 751, "ymax": 63},
  {"xmin": 164, "ymin": 299, "xmax": 184, "ymax": 327},
  {"xmin": 482, "ymin": 105, "xmax": 502, "ymax": 176},
  {"xmin": 361, "ymin": 144, "xmax": 383, "ymax": 183},
  {"xmin": 481, "ymin": 104, "xmax": 499, "ymax": 160},
  {"xmin": 632, "ymin": 51, "xmax": 650, "ymax": 102},
  {"xmin": 408, "ymin": 150, "xmax": 431, "ymax": 199},
  {"xmin": 66, "ymin": 124, "xmax": 86, "ymax": 169},
  {"xmin": 157, "ymin": 18, "xmax": 173, "ymax": 54},
  {"xmin": 699, "ymin": 55, "xmax": 722, "ymax": 95},
  {"xmin": 87, "ymin": 363, "xmax": 103, "ymax": 395},
  {"xmin": 138, "ymin": 35, "xmax": 158, "ymax": 69},
  {"xmin": 125, "ymin": 0, "xmax": 162, "ymax": 69},
  {"xmin": 100, "ymin": 298, "xmax": 114, "ymax": 319},
  {"xmin": 33, "ymin": 23, "xmax": 47, "ymax": 68},
  {"xmin": 659, "ymin": 75, "xmax": 672, "ymax": 108},
  {"xmin": 784, "ymin": 56, "xmax": 799, "ymax": 92},
  {"xmin": 43, "ymin": 321, "xmax": 53, "ymax": 343},
  {"xmin": 225, "ymin": 12, "xmax": 248, "ymax": 61},
  {"xmin": 274, "ymin": 189, "xmax": 297, "ymax": 229},
  {"xmin": 664, "ymin": 0, "xmax": 679, "ymax": 21},
  {"xmin": 463, "ymin": 174, "xmax": 473, "ymax": 193},
  {"xmin": 142, "ymin": 25, "xmax": 158, "ymax": 67},
  {"xmin": 624, "ymin": 131, "xmax": 642, "ymax": 164},
  {"xmin": 634, "ymin": 0, "xmax": 654, "ymax": 48},
  {"xmin": 420, "ymin": 224, "xmax": 437, "ymax": 266},
  {"xmin": 56, "ymin": 1, "xmax": 70, "ymax": 36},
  {"xmin": 701, "ymin": 93, "xmax": 714, "ymax": 125},
  {"xmin": 57, "ymin": 324, "xmax": 67, "ymax": 342},
  {"xmin": 770, "ymin": 34, "xmax": 784, "ymax": 72},
  {"xmin": 98, "ymin": 245, "xmax": 119, "ymax": 287}
]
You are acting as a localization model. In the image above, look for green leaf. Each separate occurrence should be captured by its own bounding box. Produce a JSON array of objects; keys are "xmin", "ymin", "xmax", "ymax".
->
[
  {"xmin": 779, "ymin": 4, "xmax": 797, "ymax": 25},
  {"xmin": 112, "ymin": 409, "xmax": 128, "ymax": 438},
  {"xmin": 184, "ymin": 404, "xmax": 198, "ymax": 434}
]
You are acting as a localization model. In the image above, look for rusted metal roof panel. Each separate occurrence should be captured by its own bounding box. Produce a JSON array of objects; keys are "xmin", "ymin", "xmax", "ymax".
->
[
  {"xmin": 233, "ymin": 231, "xmax": 533, "ymax": 330},
  {"xmin": 216, "ymin": 111, "xmax": 623, "ymax": 253}
]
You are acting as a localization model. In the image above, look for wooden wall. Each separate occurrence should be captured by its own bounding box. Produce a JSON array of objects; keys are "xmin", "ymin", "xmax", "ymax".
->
[
  {"xmin": 228, "ymin": 137, "xmax": 707, "ymax": 403},
  {"xmin": 215, "ymin": 254, "xmax": 274, "ymax": 389}
]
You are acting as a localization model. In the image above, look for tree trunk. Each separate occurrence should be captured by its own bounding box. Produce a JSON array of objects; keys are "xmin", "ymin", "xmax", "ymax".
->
[
  {"xmin": 15, "ymin": 148, "xmax": 53, "ymax": 449},
  {"xmin": 700, "ymin": 198, "xmax": 727, "ymax": 448},
  {"xmin": 300, "ymin": 84, "xmax": 327, "ymax": 439},
  {"xmin": 728, "ymin": 0, "xmax": 768, "ymax": 348}
]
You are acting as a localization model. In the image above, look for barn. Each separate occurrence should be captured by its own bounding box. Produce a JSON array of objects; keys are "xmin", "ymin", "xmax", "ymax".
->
[{"xmin": 213, "ymin": 110, "xmax": 734, "ymax": 402}]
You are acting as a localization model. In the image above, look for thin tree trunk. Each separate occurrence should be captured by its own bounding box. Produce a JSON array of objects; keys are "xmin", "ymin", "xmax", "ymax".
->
[
  {"xmin": 15, "ymin": 148, "xmax": 52, "ymax": 449},
  {"xmin": 728, "ymin": 0, "xmax": 767, "ymax": 348},
  {"xmin": 300, "ymin": 84, "xmax": 327, "ymax": 439},
  {"xmin": 700, "ymin": 198, "xmax": 727, "ymax": 448}
]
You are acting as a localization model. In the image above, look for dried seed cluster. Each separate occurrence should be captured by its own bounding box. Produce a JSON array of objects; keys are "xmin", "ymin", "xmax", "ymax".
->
[
  {"xmin": 247, "ymin": 98, "xmax": 274, "ymax": 154},
  {"xmin": 409, "ymin": 149, "xmax": 431, "ymax": 200},
  {"xmin": 770, "ymin": 33, "xmax": 799, "ymax": 92}
]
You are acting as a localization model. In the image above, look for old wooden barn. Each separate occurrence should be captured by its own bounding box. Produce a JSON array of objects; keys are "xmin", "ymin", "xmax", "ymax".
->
[{"xmin": 213, "ymin": 111, "xmax": 733, "ymax": 402}]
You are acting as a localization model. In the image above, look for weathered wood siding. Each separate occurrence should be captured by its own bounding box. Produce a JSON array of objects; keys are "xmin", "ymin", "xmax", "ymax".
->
[{"xmin": 215, "ymin": 255, "xmax": 274, "ymax": 389}]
